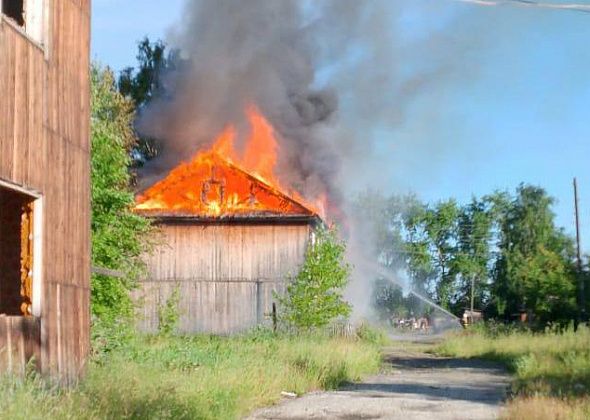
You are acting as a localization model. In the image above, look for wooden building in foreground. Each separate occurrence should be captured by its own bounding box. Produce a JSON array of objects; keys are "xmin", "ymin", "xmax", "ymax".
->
[
  {"xmin": 0, "ymin": 0, "xmax": 91, "ymax": 381},
  {"xmin": 134, "ymin": 152, "xmax": 319, "ymax": 334}
]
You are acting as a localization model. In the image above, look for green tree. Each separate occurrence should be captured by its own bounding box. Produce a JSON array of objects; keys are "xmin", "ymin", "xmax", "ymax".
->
[
  {"xmin": 278, "ymin": 227, "xmax": 351, "ymax": 329},
  {"xmin": 350, "ymin": 191, "xmax": 407, "ymax": 268},
  {"xmin": 91, "ymin": 65, "xmax": 152, "ymax": 321},
  {"xmin": 493, "ymin": 185, "xmax": 577, "ymax": 325},
  {"xmin": 371, "ymin": 277, "xmax": 425, "ymax": 321},
  {"xmin": 451, "ymin": 197, "xmax": 494, "ymax": 313},
  {"xmin": 399, "ymin": 195, "xmax": 435, "ymax": 296},
  {"xmin": 353, "ymin": 186, "xmax": 579, "ymax": 325},
  {"xmin": 423, "ymin": 200, "xmax": 459, "ymax": 309},
  {"xmin": 351, "ymin": 192, "xmax": 433, "ymax": 319},
  {"xmin": 118, "ymin": 37, "xmax": 170, "ymax": 108}
]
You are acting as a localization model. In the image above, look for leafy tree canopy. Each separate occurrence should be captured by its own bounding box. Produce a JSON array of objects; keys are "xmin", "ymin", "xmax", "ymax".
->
[
  {"xmin": 91, "ymin": 65, "xmax": 152, "ymax": 321},
  {"xmin": 493, "ymin": 185, "xmax": 577, "ymax": 324},
  {"xmin": 355, "ymin": 185, "xmax": 582, "ymax": 327}
]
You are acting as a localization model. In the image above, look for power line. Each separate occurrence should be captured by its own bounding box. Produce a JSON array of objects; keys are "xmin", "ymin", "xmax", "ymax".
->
[{"xmin": 452, "ymin": 0, "xmax": 590, "ymax": 13}]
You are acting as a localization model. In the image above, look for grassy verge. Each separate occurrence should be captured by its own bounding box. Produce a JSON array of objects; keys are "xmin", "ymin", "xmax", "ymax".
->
[
  {"xmin": 0, "ymin": 329, "xmax": 382, "ymax": 419},
  {"xmin": 435, "ymin": 324, "xmax": 590, "ymax": 419}
]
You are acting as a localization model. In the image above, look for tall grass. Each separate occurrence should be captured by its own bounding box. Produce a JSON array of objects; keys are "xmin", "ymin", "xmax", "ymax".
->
[
  {"xmin": 436, "ymin": 323, "xmax": 590, "ymax": 419},
  {"xmin": 504, "ymin": 396, "xmax": 590, "ymax": 420},
  {"xmin": 0, "ymin": 330, "xmax": 382, "ymax": 420}
]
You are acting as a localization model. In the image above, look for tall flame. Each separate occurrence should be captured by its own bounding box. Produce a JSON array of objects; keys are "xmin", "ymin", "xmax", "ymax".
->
[{"xmin": 135, "ymin": 106, "xmax": 324, "ymax": 218}]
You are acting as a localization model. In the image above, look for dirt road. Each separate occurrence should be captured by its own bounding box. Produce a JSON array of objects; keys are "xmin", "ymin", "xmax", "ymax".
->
[{"xmin": 248, "ymin": 345, "xmax": 509, "ymax": 420}]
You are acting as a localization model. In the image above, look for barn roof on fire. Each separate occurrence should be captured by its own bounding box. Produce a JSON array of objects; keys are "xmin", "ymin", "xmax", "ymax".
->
[{"xmin": 134, "ymin": 152, "xmax": 318, "ymax": 221}]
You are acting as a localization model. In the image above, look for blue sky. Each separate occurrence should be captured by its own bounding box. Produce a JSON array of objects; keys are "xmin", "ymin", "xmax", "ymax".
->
[
  {"xmin": 91, "ymin": 0, "xmax": 185, "ymax": 70},
  {"xmin": 91, "ymin": 0, "xmax": 590, "ymax": 249}
]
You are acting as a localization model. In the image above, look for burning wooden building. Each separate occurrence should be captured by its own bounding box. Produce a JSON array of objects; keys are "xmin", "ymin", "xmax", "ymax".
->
[
  {"xmin": 0, "ymin": 0, "xmax": 91, "ymax": 381},
  {"xmin": 134, "ymin": 108, "xmax": 321, "ymax": 334}
]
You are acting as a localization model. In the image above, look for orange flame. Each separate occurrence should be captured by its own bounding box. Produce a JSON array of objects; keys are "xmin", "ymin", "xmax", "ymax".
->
[{"xmin": 135, "ymin": 106, "xmax": 324, "ymax": 219}]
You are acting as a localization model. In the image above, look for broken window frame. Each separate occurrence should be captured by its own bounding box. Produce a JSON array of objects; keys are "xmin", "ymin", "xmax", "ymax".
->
[
  {"xmin": 0, "ymin": 179, "xmax": 43, "ymax": 317},
  {"xmin": 0, "ymin": 0, "xmax": 47, "ymax": 49}
]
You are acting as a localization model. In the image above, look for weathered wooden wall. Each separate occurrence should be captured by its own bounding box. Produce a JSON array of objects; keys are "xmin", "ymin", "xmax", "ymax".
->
[
  {"xmin": 134, "ymin": 221, "xmax": 312, "ymax": 334},
  {"xmin": 0, "ymin": 316, "xmax": 41, "ymax": 373},
  {"xmin": 0, "ymin": 0, "xmax": 91, "ymax": 382}
]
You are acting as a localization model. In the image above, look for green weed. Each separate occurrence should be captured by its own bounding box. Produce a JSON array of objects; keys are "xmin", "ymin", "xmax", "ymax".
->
[
  {"xmin": 437, "ymin": 323, "xmax": 590, "ymax": 419},
  {"xmin": 0, "ymin": 330, "xmax": 381, "ymax": 420}
]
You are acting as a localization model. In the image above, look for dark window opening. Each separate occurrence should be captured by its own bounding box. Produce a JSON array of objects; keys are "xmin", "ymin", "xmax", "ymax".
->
[
  {"xmin": 2, "ymin": 0, "xmax": 25, "ymax": 27},
  {"xmin": 0, "ymin": 185, "xmax": 35, "ymax": 316}
]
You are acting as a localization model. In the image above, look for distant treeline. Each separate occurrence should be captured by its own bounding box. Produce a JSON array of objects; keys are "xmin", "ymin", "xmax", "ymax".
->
[{"xmin": 354, "ymin": 185, "xmax": 589, "ymax": 326}]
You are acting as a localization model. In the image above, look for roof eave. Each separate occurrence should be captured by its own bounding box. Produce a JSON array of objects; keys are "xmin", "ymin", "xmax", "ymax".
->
[{"xmin": 142, "ymin": 213, "xmax": 321, "ymax": 225}]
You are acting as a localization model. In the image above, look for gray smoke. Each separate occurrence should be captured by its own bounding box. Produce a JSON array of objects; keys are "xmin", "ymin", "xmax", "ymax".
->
[
  {"xmin": 137, "ymin": 0, "xmax": 341, "ymax": 208},
  {"xmin": 135, "ymin": 0, "xmax": 485, "ymax": 320},
  {"xmin": 137, "ymin": 0, "xmax": 479, "ymax": 217}
]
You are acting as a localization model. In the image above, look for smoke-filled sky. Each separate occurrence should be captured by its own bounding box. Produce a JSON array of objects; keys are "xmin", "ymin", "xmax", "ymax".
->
[{"xmin": 92, "ymin": 0, "xmax": 590, "ymax": 249}]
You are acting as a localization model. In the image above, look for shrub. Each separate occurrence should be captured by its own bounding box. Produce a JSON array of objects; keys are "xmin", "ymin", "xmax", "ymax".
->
[
  {"xmin": 157, "ymin": 286, "xmax": 181, "ymax": 336},
  {"xmin": 277, "ymin": 227, "xmax": 352, "ymax": 330},
  {"xmin": 90, "ymin": 65, "xmax": 152, "ymax": 321},
  {"xmin": 355, "ymin": 323, "xmax": 388, "ymax": 346}
]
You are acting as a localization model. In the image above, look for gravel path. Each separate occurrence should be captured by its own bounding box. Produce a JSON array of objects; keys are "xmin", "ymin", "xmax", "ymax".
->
[{"xmin": 247, "ymin": 345, "xmax": 510, "ymax": 420}]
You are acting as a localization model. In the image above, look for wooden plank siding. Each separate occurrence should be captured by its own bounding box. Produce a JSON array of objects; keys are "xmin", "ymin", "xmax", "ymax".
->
[
  {"xmin": 0, "ymin": 1, "xmax": 91, "ymax": 383},
  {"xmin": 133, "ymin": 222, "xmax": 312, "ymax": 334},
  {"xmin": 0, "ymin": 316, "xmax": 41, "ymax": 374}
]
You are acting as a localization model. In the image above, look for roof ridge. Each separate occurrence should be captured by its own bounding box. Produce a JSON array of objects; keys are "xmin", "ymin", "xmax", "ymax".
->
[{"xmin": 210, "ymin": 152, "xmax": 315, "ymax": 215}]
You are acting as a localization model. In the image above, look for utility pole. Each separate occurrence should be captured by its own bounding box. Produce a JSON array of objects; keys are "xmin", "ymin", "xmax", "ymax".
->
[{"xmin": 573, "ymin": 178, "xmax": 587, "ymax": 322}]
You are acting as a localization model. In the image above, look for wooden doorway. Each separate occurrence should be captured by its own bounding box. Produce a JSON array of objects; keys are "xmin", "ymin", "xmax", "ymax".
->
[{"xmin": 0, "ymin": 182, "xmax": 41, "ymax": 316}]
